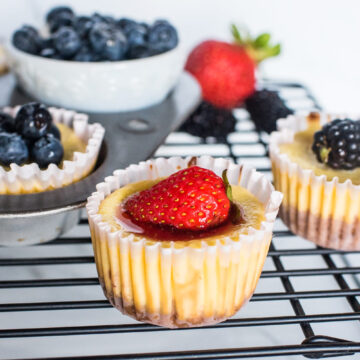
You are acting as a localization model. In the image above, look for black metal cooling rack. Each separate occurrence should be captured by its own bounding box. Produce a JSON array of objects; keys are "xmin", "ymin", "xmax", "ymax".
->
[{"xmin": 1, "ymin": 81, "xmax": 360, "ymax": 360}]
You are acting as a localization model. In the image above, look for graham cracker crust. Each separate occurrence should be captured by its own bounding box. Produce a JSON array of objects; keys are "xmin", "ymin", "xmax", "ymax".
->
[
  {"xmin": 99, "ymin": 277, "xmax": 248, "ymax": 328},
  {"xmin": 280, "ymin": 205, "xmax": 360, "ymax": 250}
]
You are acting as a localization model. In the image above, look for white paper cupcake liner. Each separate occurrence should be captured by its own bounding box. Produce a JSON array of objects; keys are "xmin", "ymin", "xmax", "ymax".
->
[
  {"xmin": 86, "ymin": 156, "xmax": 282, "ymax": 328},
  {"xmin": 0, "ymin": 106, "xmax": 105, "ymax": 194},
  {"xmin": 270, "ymin": 112, "xmax": 360, "ymax": 250}
]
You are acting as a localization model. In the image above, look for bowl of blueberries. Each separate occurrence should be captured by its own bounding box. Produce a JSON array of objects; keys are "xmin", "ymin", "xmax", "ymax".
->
[{"xmin": 7, "ymin": 6, "xmax": 184, "ymax": 112}]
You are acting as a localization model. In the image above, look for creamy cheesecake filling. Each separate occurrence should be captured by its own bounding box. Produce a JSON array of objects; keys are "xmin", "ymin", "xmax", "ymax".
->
[{"xmin": 57, "ymin": 123, "xmax": 87, "ymax": 162}]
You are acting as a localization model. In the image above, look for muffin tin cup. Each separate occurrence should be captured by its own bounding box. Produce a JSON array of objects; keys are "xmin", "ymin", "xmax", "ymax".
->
[
  {"xmin": 0, "ymin": 106, "xmax": 105, "ymax": 194},
  {"xmin": 270, "ymin": 113, "xmax": 360, "ymax": 250},
  {"xmin": 86, "ymin": 156, "xmax": 282, "ymax": 328}
]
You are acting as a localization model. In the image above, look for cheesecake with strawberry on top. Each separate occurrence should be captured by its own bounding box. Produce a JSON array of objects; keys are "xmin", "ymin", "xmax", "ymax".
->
[{"xmin": 87, "ymin": 157, "xmax": 282, "ymax": 328}]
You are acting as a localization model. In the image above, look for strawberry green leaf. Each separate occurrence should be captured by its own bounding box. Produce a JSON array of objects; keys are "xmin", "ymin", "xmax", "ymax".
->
[
  {"xmin": 231, "ymin": 25, "xmax": 281, "ymax": 64},
  {"xmin": 231, "ymin": 24, "xmax": 243, "ymax": 44},
  {"xmin": 269, "ymin": 43, "xmax": 281, "ymax": 56},
  {"xmin": 222, "ymin": 169, "xmax": 233, "ymax": 202},
  {"xmin": 222, "ymin": 169, "xmax": 243, "ymax": 224},
  {"xmin": 254, "ymin": 33, "xmax": 271, "ymax": 48}
]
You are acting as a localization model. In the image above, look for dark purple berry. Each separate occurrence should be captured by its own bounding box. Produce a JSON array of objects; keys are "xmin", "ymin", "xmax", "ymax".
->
[
  {"xmin": 31, "ymin": 134, "xmax": 64, "ymax": 168},
  {"xmin": 0, "ymin": 112, "xmax": 15, "ymax": 132},
  {"xmin": 91, "ymin": 13, "xmax": 116, "ymax": 26},
  {"xmin": 53, "ymin": 27, "xmax": 81, "ymax": 58},
  {"xmin": 15, "ymin": 102, "xmax": 52, "ymax": 140},
  {"xmin": 89, "ymin": 23, "xmax": 127, "ymax": 60},
  {"xmin": 74, "ymin": 16, "xmax": 94, "ymax": 38},
  {"xmin": 12, "ymin": 25, "xmax": 41, "ymax": 54},
  {"xmin": 73, "ymin": 45, "xmax": 98, "ymax": 62},
  {"xmin": 127, "ymin": 44, "xmax": 152, "ymax": 59},
  {"xmin": 0, "ymin": 132, "xmax": 29, "ymax": 166},
  {"xmin": 127, "ymin": 24, "xmax": 147, "ymax": 46},
  {"xmin": 46, "ymin": 6, "xmax": 75, "ymax": 33},
  {"xmin": 148, "ymin": 21, "xmax": 178, "ymax": 53},
  {"xmin": 312, "ymin": 119, "xmax": 360, "ymax": 170},
  {"xmin": 40, "ymin": 48, "xmax": 59, "ymax": 59},
  {"xmin": 180, "ymin": 101, "xmax": 236, "ymax": 142},
  {"xmin": 245, "ymin": 90, "xmax": 294, "ymax": 133},
  {"xmin": 117, "ymin": 18, "xmax": 137, "ymax": 33},
  {"xmin": 49, "ymin": 124, "xmax": 61, "ymax": 140}
]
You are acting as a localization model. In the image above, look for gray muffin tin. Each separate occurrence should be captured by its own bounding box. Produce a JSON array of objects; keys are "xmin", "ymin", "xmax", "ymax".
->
[{"xmin": 0, "ymin": 72, "xmax": 201, "ymax": 245}]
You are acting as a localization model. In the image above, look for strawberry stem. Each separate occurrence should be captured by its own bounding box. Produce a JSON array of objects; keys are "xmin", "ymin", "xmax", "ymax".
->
[
  {"xmin": 222, "ymin": 169, "xmax": 242, "ymax": 224},
  {"xmin": 222, "ymin": 169, "xmax": 233, "ymax": 202},
  {"xmin": 231, "ymin": 24, "xmax": 281, "ymax": 64}
]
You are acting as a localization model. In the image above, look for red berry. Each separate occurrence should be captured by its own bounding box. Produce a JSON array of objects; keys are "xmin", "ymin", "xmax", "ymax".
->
[
  {"xmin": 124, "ymin": 166, "xmax": 230, "ymax": 231},
  {"xmin": 185, "ymin": 40, "xmax": 256, "ymax": 109}
]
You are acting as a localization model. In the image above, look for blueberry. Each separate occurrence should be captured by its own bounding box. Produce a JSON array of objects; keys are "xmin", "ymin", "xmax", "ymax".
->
[
  {"xmin": 153, "ymin": 19, "xmax": 170, "ymax": 26},
  {"xmin": 0, "ymin": 112, "xmax": 15, "ymax": 132},
  {"xmin": 46, "ymin": 6, "xmax": 74, "ymax": 23},
  {"xmin": 138, "ymin": 22, "xmax": 150, "ymax": 31},
  {"xmin": 117, "ymin": 18, "xmax": 137, "ymax": 33},
  {"xmin": 53, "ymin": 27, "xmax": 81, "ymax": 58},
  {"xmin": 12, "ymin": 25, "xmax": 41, "ymax": 55},
  {"xmin": 0, "ymin": 132, "xmax": 29, "ymax": 166},
  {"xmin": 103, "ymin": 15, "xmax": 116, "ymax": 26},
  {"xmin": 46, "ymin": 6, "xmax": 75, "ymax": 33},
  {"xmin": 91, "ymin": 13, "xmax": 116, "ymax": 26},
  {"xmin": 49, "ymin": 124, "xmax": 61, "ymax": 140},
  {"xmin": 89, "ymin": 23, "xmax": 107, "ymax": 53},
  {"xmin": 126, "ymin": 24, "xmax": 147, "ymax": 47},
  {"xmin": 40, "ymin": 48, "xmax": 60, "ymax": 59},
  {"xmin": 15, "ymin": 102, "xmax": 52, "ymax": 140},
  {"xmin": 127, "ymin": 44, "xmax": 152, "ymax": 59},
  {"xmin": 21, "ymin": 25, "xmax": 39, "ymax": 38},
  {"xmin": 73, "ymin": 45, "xmax": 98, "ymax": 62},
  {"xmin": 31, "ymin": 134, "xmax": 64, "ymax": 168},
  {"xmin": 74, "ymin": 16, "xmax": 94, "ymax": 38},
  {"xmin": 40, "ymin": 37, "xmax": 54, "ymax": 49},
  {"xmin": 89, "ymin": 23, "xmax": 127, "ymax": 60},
  {"xmin": 148, "ymin": 22, "xmax": 178, "ymax": 53}
]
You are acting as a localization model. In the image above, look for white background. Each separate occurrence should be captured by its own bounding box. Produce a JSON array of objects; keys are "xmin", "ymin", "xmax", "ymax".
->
[{"xmin": 0, "ymin": 0, "xmax": 359, "ymax": 112}]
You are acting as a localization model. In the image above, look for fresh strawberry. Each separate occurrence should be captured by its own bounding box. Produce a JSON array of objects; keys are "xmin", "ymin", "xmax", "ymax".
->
[
  {"xmin": 186, "ymin": 40, "xmax": 255, "ymax": 109},
  {"xmin": 185, "ymin": 25, "xmax": 281, "ymax": 109},
  {"xmin": 124, "ymin": 166, "xmax": 231, "ymax": 231}
]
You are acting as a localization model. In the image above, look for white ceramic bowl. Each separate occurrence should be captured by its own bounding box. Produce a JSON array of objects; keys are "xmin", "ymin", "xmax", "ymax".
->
[{"xmin": 6, "ymin": 42, "xmax": 186, "ymax": 113}]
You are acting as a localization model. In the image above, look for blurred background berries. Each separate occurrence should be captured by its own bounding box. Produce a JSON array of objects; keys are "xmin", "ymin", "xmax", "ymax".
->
[{"xmin": 12, "ymin": 6, "xmax": 179, "ymax": 61}]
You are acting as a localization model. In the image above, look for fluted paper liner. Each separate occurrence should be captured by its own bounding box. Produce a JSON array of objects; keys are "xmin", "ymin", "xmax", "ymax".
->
[
  {"xmin": 0, "ymin": 106, "xmax": 105, "ymax": 194},
  {"xmin": 86, "ymin": 156, "xmax": 282, "ymax": 328},
  {"xmin": 270, "ymin": 112, "xmax": 360, "ymax": 250}
]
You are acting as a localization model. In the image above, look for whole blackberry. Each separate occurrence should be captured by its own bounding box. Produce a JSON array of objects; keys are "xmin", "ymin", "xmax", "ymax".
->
[
  {"xmin": 312, "ymin": 119, "xmax": 360, "ymax": 170},
  {"xmin": 245, "ymin": 90, "xmax": 293, "ymax": 133},
  {"xmin": 180, "ymin": 101, "xmax": 236, "ymax": 142}
]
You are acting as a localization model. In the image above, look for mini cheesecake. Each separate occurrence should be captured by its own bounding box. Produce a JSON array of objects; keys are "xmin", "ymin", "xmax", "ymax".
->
[
  {"xmin": 270, "ymin": 112, "xmax": 360, "ymax": 250},
  {"xmin": 0, "ymin": 105, "xmax": 104, "ymax": 194},
  {"xmin": 87, "ymin": 156, "xmax": 282, "ymax": 328}
]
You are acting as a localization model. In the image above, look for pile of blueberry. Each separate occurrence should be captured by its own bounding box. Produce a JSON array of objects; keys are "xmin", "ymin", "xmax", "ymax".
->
[
  {"xmin": 0, "ymin": 103, "xmax": 64, "ymax": 169},
  {"xmin": 12, "ymin": 6, "xmax": 179, "ymax": 61}
]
